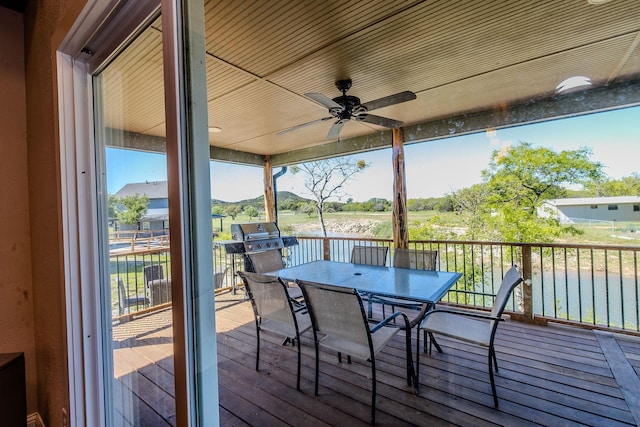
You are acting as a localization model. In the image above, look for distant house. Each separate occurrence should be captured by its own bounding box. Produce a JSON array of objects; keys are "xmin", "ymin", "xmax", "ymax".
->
[
  {"xmin": 114, "ymin": 181, "xmax": 225, "ymax": 232},
  {"xmin": 114, "ymin": 181, "xmax": 169, "ymax": 232},
  {"xmin": 539, "ymin": 196, "xmax": 640, "ymax": 224}
]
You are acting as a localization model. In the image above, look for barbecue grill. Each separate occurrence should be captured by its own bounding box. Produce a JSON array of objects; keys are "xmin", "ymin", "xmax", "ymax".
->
[{"xmin": 214, "ymin": 222, "xmax": 298, "ymax": 285}]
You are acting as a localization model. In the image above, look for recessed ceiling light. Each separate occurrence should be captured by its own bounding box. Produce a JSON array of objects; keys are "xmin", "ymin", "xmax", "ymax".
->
[
  {"xmin": 587, "ymin": 0, "xmax": 611, "ymax": 4},
  {"xmin": 208, "ymin": 126, "xmax": 222, "ymax": 133},
  {"xmin": 555, "ymin": 76, "xmax": 592, "ymax": 94}
]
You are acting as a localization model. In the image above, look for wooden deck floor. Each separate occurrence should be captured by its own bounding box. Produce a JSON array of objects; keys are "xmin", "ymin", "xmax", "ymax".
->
[{"xmin": 112, "ymin": 291, "xmax": 640, "ymax": 426}]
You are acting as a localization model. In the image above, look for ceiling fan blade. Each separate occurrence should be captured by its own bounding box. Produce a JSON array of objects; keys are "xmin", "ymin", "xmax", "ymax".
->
[
  {"xmin": 276, "ymin": 116, "xmax": 333, "ymax": 135},
  {"xmin": 305, "ymin": 92, "xmax": 344, "ymax": 110},
  {"xmin": 326, "ymin": 120, "xmax": 347, "ymax": 140},
  {"xmin": 359, "ymin": 91, "xmax": 416, "ymax": 112},
  {"xmin": 357, "ymin": 113, "xmax": 403, "ymax": 129}
]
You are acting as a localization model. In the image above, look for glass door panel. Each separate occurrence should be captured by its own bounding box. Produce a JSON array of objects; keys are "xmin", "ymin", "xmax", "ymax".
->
[{"xmin": 95, "ymin": 14, "xmax": 177, "ymax": 426}]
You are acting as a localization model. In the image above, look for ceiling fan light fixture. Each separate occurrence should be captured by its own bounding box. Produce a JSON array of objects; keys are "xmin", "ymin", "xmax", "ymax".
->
[{"xmin": 555, "ymin": 76, "xmax": 592, "ymax": 94}]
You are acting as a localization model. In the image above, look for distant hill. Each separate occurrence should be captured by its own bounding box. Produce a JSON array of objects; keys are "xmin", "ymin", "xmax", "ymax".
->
[{"xmin": 211, "ymin": 191, "xmax": 312, "ymax": 207}]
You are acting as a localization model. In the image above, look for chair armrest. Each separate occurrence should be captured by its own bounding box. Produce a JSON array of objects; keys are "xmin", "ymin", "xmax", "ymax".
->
[
  {"xmin": 370, "ymin": 311, "xmax": 411, "ymax": 333},
  {"xmin": 425, "ymin": 308, "xmax": 503, "ymax": 322}
]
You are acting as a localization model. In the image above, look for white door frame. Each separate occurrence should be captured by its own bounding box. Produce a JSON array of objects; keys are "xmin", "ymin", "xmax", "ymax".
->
[{"xmin": 56, "ymin": 1, "xmax": 219, "ymax": 425}]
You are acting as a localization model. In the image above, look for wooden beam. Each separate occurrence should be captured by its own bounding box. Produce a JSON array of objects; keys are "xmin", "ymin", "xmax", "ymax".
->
[
  {"xmin": 104, "ymin": 128, "xmax": 264, "ymax": 166},
  {"xmin": 263, "ymin": 156, "xmax": 275, "ymax": 222},
  {"xmin": 392, "ymin": 128, "xmax": 408, "ymax": 249}
]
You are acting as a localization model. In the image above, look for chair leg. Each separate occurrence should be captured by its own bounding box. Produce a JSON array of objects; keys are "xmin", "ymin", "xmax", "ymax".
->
[
  {"xmin": 371, "ymin": 359, "xmax": 377, "ymax": 424},
  {"xmin": 488, "ymin": 348, "xmax": 499, "ymax": 407},
  {"xmin": 490, "ymin": 346, "xmax": 499, "ymax": 373},
  {"xmin": 296, "ymin": 334, "xmax": 302, "ymax": 391},
  {"xmin": 428, "ymin": 332, "xmax": 443, "ymax": 354},
  {"xmin": 255, "ymin": 328, "xmax": 261, "ymax": 372},
  {"xmin": 414, "ymin": 328, "xmax": 421, "ymax": 394},
  {"xmin": 314, "ymin": 339, "xmax": 320, "ymax": 396}
]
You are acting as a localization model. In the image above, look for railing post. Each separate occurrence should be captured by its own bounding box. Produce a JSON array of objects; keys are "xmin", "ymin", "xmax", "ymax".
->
[
  {"xmin": 521, "ymin": 244, "xmax": 534, "ymax": 322},
  {"xmin": 323, "ymin": 238, "xmax": 331, "ymax": 261}
]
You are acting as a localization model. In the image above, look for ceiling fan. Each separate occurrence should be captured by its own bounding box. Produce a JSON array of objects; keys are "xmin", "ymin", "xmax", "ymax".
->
[{"xmin": 278, "ymin": 79, "xmax": 416, "ymax": 140}]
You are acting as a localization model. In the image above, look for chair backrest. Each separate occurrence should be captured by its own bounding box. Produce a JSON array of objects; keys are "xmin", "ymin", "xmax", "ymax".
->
[
  {"xmin": 247, "ymin": 250, "xmax": 285, "ymax": 273},
  {"xmin": 393, "ymin": 248, "xmax": 438, "ymax": 270},
  {"xmin": 297, "ymin": 280, "xmax": 371, "ymax": 350},
  {"xmin": 214, "ymin": 266, "xmax": 228, "ymax": 288},
  {"xmin": 238, "ymin": 271, "xmax": 298, "ymax": 335},
  {"xmin": 350, "ymin": 245, "xmax": 388, "ymax": 266},
  {"xmin": 144, "ymin": 264, "xmax": 164, "ymax": 284},
  {"xmin": 491, "ymin": 265, "xmax": 523, "ymax": 319},
  {"xmin": 117, "ymin": 277, "xmax": 126, "ymax": 314}
]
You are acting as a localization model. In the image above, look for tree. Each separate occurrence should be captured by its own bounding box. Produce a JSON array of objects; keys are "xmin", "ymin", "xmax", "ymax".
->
[
  {"xmin": 223, "ymin": 204, "xmax": 242, "ymax": 220},
  {"xmin": 482, "ymin": 142, "xmax": 604, "ymax": 242},
  {"xmin": 450, "ymin": 184, "xmax": 493, "ymax": 240},
  {"xmin": 291, "ymin": 157, "xmax": 368, "ymax": 236},
  {"xmin": 244, "ymin": 205, "xmax": 258, "ymax": 221},
  {"xmin": 115, "ymin": 194, "xmax": 149, "ymax": 226}
]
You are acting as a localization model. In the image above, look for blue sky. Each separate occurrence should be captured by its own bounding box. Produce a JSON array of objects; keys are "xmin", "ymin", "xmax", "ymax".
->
[{"xmin": 106, "ymin": 106, "xmax": 640, "ymax": 202}]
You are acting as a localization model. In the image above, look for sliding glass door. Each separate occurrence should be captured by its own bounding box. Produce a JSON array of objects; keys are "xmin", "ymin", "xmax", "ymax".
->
[{"xmin": 86, "ymin": 1, "xmax": 217, "ymax": 425}]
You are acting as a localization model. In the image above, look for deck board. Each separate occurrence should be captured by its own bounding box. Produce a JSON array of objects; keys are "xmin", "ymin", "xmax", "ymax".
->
[{"xmin": 111, "ymin": 291, "xmax": 640, "ymax": 426}]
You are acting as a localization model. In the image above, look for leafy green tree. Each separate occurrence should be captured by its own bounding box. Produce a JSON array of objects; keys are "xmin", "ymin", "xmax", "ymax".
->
[
  {"xmin": 211, "ymin": 205, "xmax": 224, "ymax": 215},
  {"xmin": 596, "ymin": 174, "xmax": 640, "ymax": 196},
  {"xmin": 291, "ymin": 157, "xmax": 368, "ymax": 236},
  {"xmin": 223, "ymin": 204, "xmax": 242, "ymax": 220},
  {"xmin": 450, "ymin": 184, "xmax": 493, "ymax": 240},
  {"xmin": 482, "ymin": 142, "xmax": 603, "ymax": 242},
  {"xmin": 244, "ymin": 205, "xmax": 258, "ymax": 220},
  {"xmin": 115, "ymin": 194, "xmax": 149, "ymax": 226}
]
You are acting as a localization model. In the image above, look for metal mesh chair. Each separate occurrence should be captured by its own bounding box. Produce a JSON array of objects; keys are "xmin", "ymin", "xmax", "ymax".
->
[
  {"xmin": 116, "ymin": 276, "xmax": 149, "ymax": 316},
  {"xmin": 350, "ymin": 245, "xmax": 388, "ymax": 266},
  {"xmin": 297, "ymin": 279, "xmax": 414, "ymax": 424},
  {"xmin": 351, "ymin": 245, "xmax": 389, "ymax": 318},
  {"xmin": 371, "ymin": 248, "xmax": 438, "ymax": 322},
  {"xmin": 247, "ymin": 250, "xmax": 303, "ymax": 302},
  {"xmin": 417, "ymin": 265, "xmax": 523, "ymax": 406},
  {"xmin": 237, "ymin": 271, "xmax": 312, "ymax": 390}
]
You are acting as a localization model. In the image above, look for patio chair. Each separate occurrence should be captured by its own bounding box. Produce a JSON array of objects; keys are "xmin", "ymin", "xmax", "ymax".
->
[
  {"xmin": 416, "ymin": 265, "xmax": 523, "ymax": 406},
  {"xmin": 350, "ymin": 245, "xmax": 388, "ymax": 266},
  {"xmin": 144, "ymin": 264, "xmax": 171, "ymax": 306},
  {"xmin": 350, "ymin": 245, "xmax": 389, "ymax": 317},
  {"xmin": 237, "ymin": 271, "xmax": 312, "ymax": 390},
  {"xmin": 297, "ymin": 279, "xmax": 414, "ymax": 424},
  {"xmin": 370, "ymin": 249, "xmax": 438, "ymax": 322},
  {"xmin": 213, "ymin": 266, "xmax": 228, "ymax": 289},
  {"xmin": 247, "ymin": 250, "xmax": 303, "ymax": 302},
  {"xmin": 117, "ymin": 276, "xmax": 150, "ymax": 316}
]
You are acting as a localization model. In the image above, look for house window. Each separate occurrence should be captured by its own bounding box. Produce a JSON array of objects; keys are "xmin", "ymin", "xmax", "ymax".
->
[
  {"xmin": 634, "ymin": 205, "xmax": 640, "ymax": 212},
  {"xmin": 590, "ymin": 205, "xmax": 598, "ymax": 209},
  {"xmin": 608, "ymin": 205, "xmax": 618, "ymax": 210}
]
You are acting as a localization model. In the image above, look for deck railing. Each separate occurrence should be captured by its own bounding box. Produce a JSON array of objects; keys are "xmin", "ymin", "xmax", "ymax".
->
[
  {"xmin": 110, "ymin": 236, "xmax": 640, "ymax": 334},
  {"xmin": 288, "ymin": 237, "xmax": 640, "ymax": 334}
]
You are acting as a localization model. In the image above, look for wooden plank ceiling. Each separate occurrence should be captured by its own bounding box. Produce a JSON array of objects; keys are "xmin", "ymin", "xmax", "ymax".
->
[{"xmin": 101, "ymin": 0, "xmax": 640, "ymax": 160}]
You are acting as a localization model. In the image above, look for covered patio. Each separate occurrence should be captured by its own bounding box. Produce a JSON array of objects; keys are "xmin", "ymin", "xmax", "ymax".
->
[
  {"xmin": 97, "ymin": 1, "xmax": 640, "ymax": 425},
  {"xmin": 113, "ymin": 291, "xmax": 640, "ymax": 426}
]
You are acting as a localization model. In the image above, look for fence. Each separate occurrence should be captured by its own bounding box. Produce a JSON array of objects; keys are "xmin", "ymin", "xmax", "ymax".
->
[{"xmin": 111, "ymin": 236, "xmax": 640, "ymax": 334}]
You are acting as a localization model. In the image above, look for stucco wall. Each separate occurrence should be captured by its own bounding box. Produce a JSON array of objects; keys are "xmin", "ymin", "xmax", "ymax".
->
[{"xmin": 0, "ymin": 5, "xmax": 38, "ymax": 417}]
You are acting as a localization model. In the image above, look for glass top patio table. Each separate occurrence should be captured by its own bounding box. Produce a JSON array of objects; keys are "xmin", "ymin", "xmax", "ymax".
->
[{"xmin": 266, "ymin": 260, "xmax": 462, "ymax": 304}]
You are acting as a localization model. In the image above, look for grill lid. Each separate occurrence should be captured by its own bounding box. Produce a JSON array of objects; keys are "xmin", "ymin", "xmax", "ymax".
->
[{"xmin": 231, "ymin": 222, "xmax": 280, "ymax": 241}]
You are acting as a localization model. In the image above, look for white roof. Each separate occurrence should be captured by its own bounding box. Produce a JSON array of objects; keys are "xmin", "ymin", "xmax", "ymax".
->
[{"xmin": 547, "ymin": 196, "xmax": 640, "ymax": 206}]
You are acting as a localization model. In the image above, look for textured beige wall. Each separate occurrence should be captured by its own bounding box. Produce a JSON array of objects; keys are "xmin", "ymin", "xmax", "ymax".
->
[
  {"xmin": 21, "ymin": 0, "xmax": 78, "ymax": 424},
  {"xmin": 0, "ymin": 6, "xmax": 38, "ymax": 416}
]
